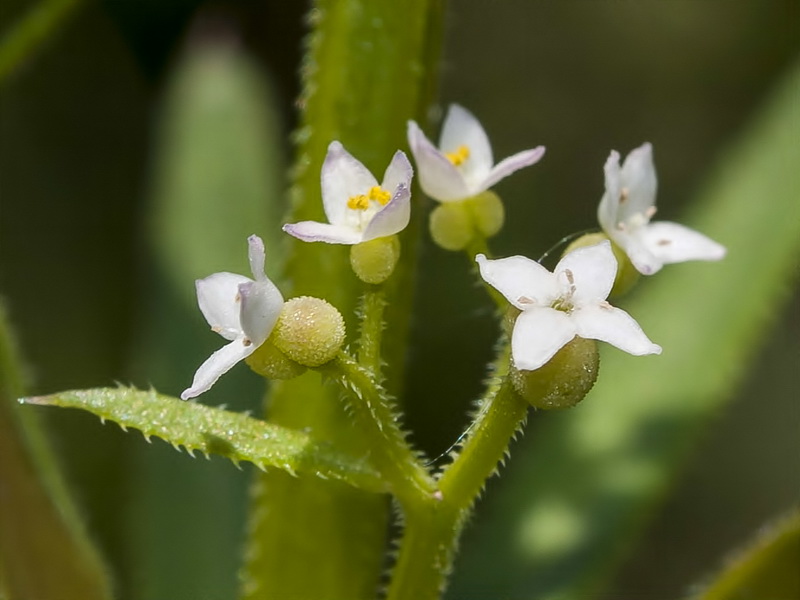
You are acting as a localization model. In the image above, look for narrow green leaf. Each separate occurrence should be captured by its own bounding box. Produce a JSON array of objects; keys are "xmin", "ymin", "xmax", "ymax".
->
[
  {"xmin": 0, "ymin": 0, "xmax": 83, "ymax": 85},
  {"xmin": 451, "ymin": 58, "xmax": 800, "ymax": 599},
  {"xmin": 689, "ymin": 510, "xmax": 800, "ymax": 600},
  {"xmin": 0, "ymin": 303, "xmax": 112, "ymax": 600},
  {"xmin": 21, "ymin": 387, "xmax": 387, "ymax": 494},
  {"xmin": 241, "ymin": 2, "xmax": 446, "ymax": 598}
]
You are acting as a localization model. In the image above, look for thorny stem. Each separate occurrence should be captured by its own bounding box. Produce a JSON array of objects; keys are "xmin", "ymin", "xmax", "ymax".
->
[{"xmin": 319, "ymin": 352, "xmax": 436, "ymax": 504}]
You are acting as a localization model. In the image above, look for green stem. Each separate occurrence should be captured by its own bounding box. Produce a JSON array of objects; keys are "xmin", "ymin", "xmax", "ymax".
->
[
  {"xmin": 357, "ymin": 285, "xmax": 386, "ymax": 375},
  {"xmin": 438, "ymin": 377, "xmax": 528, "ymax": 504},
  {"xmin": 385, "ymin": 501, "xmax": 460, "ymax": 600},
  {"xmin": 387, "ymin": 369, "xmax": 528, "ymax": 600},
  {"xmin": 0, "ymin": 0, "xmax": 84, "ymax": 84},
  {"xmin": 465, "ymin": 235, "xmax": 507, "ymax": 311},
  {"xmin": 319, "ymin": 352, "xmax": 435, "ymax": 503}
]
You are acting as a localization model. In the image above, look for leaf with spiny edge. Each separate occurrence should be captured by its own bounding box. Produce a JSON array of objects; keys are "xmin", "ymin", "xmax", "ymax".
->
[{"xmin": 20, "ymin": 387, "xmax": 387, "ymax": 494}]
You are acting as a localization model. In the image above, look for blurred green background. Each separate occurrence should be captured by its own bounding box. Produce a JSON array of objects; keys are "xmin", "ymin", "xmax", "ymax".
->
[{"xmin": 0, "ymin": 0, "xmax": 797, "ymax": 599}]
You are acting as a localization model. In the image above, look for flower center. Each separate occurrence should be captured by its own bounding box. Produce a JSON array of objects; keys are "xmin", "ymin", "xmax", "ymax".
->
[
  {"xmin": 445, "ymin": 145, "xmax": 470, "ymax": 166},
  {"xmin": 347, "ymin": 186, "xmax": 392, "ymax": 211},
  {"xmin": 552, "ymin": 269, "xmax": 577, "ymax": 312}
]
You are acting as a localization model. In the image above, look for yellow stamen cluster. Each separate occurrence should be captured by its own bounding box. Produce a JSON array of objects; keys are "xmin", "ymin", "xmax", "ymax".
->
[
  {"xmin": 347, "ymin": 186, "xmax": 392, "ymax": 210},
  {"xmin": 347, "ymin": 194, "xmax": 370, "ymax": 210},
  {"xmin": 445, "ymin": 145, "xmax": 470, "ymax": 166},
  {"xmin": 368, "ymin": 186, "xmax": 391, "ymax": 205}
]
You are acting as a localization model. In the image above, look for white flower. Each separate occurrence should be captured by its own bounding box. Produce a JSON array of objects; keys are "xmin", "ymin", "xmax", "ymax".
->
[
  {"xmin": 598, "ymin": 143, "xmax": 726, "ymax": 275},
  {"xmin": 476, "ymin": 241, "xmax": 661, "ymax": 371},
  {"xmin": 407, "ymin": 104, "xmax": 545, "ymax": 202},
  {"xmin": 181, "ymin": 235, "xmax": 284, "ymax": 400},
  {"xmin": 283, "ymin": 141, "xmax": 413, "ymax": 245}
]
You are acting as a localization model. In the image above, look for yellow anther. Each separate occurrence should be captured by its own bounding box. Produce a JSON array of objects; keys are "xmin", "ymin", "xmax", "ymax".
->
[
  {"xmin": 445, "ymin": 145, "xmax": 470, "ymax": 166},
  {"xmin": 368, "ymin": 186, "xmax": 391, "ymax": 205},
  {"xmin": 347, "ymin": 194, "xmax": 370, "ymax": 210}
]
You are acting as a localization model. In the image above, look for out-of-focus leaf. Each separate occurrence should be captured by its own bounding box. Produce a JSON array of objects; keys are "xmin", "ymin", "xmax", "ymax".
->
[
  {"xmin": 22, "ymin": 387, "xmax": 387, "ymax": 493},
  {"xmin": 131, "ymin": 36, "xmax": 289, "ymax": 600},
  {"xmin": 150, "ymin": 39, "xmax": 287, "ymax": 303},
  {"xmin": 240, "ymin": 1, "xmax": 446, "ymax": 599},
  {"xmin": 0, "ymin": 303, "xmax": 112, "ymax": 600},
  {"xmin": 451, "ymin": 59, "xmax": 800, "ymax": 599},
  {"xmin": 0, "ymin": 0, "xmax": 83, "ymax": 84},
  {"xmin": 688, "ymin": 510, "xmax": 800, "ymax": 600}
]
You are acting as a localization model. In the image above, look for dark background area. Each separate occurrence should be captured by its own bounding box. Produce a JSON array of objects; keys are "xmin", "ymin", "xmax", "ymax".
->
[{"xmin": 1, "ymin": 0, "xmax": 797, "ymax": 598}]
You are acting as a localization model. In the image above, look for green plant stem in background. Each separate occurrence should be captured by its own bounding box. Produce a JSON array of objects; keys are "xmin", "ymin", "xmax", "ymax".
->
[
  {"xmin": 0, "ymin": 0, "xmax": 83, "ymax": 84},
  {"xmin": 0, "ymin": 304, "xmax": 111, "ymax": 600},
  {"xmin": 358, "ymin": 285, "xmax": 387, "ymax": 376},
  {"xmin": 241, "ymin": 1, "xmax": 446, "ymax": 598}
]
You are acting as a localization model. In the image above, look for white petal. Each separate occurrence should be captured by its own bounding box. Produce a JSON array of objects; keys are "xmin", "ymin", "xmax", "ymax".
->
[
  {"xmin": 196, "ymin": 272, "xmax": 251, "ymax": 340},
  {"xmin": 476, "ymin": 254, "xmax": 559, "ymax": 309},
  {"xmin": 512, "ymin": 307, "xmax": 576, "ymax": 371},
  {"xmin": 407, "ymin": 120, "xmax": 471, "ymax": 201},
  {"xmin": 618, "ymin": 142, "xmax": 657, "ymax": 223},
  {"xmin": 614, "ymin": 232, "xmax": 663, "ymax": 275},
  {"xmin": 439, "ymin": 104, "xmax": 494, "ymax": 186},
  {"xmin": 597, "ymin": 150, "xmax": 622, "ymax": 233},
  {"xmin": 247, "ymin": 235, "xmax": 266, "ymax": 281},
  {"xmin": 362, "ymin": 184, "xmax": 411, "ymax": 241},
  {"xmin": 638, "ymin": 221, "xmax": 726, "ymax": 265},
  {"xmin": 555, "ymin": 241, "xmax": 616, "ymax": 304},
  {"xmin": 381, "ymin": 150, "xmax": 414, "ymax": 194},
  {"xmin": 282, "ymin": 221, "xmax": 363, "ymax": 245},
  {"xmin": 321, "ymin": 141, "xmax": 379, "ymax": 225},
  {"xmin": 180, "ymin": 338, "xmax": 256, "ymax": 400},
  {"xmin": 572, "ymin": 304, "xmax": 661, "ymax": 356},
  {"xmin": 238, "ymin": 279, "xmax": 283, "ymax": 347},
  {"xmin": 479, "ymin": 146, "xmax": 546, "ymax": 193}
]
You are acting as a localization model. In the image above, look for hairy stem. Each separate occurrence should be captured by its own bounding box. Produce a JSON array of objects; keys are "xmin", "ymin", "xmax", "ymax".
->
[{"xmin": 320, "ymin": 353, "xmax": 436, "ymax": 503}]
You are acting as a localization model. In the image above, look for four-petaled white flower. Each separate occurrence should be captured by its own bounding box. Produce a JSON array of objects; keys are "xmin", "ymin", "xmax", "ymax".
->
[
  {"xmin": 476, "ymin": 241, "xmax": 661, "ymax": 371},
  {"xmin": 181, "ymin": 235, "xmax": 284, "ymax": 400},
  {"xmin": 283, "ymin": 141, "xmax": 413, "ymax": 245},
  {"xmin": 407, "ymin": 104, "xmax": 545, "ymax": 203},
  {"xmin": 598, "ymin": 143, "xmax": 726, "ymax": 275}
]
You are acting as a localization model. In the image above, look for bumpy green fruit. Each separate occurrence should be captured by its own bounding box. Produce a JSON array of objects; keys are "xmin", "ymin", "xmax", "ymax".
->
[
  {"xmin": 429, "ymin": 202, "xmax": 473, "ymax": 251},
  {"xmin": 465, "ymin": 190, "xmax": 505, "ymax": 237},
  {"xmin": 350, "ymin": 235, "xmax": 401, "ymax": 284},
  {"xmin": 272, "ymin": 297, "xmax": 346, "ymax": 367},
  {"xmin": 245, "ymin": 338, "xmax": 307, "ymax": 380},
  {"xmin": 510, "ymin": 337, "xmax": 599, "ymax": 410}
]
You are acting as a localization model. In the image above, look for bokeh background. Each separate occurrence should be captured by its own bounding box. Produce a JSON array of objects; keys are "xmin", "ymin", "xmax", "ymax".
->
[{"xmin": 1, "ymin": 0, "xmax": 798, "ymax": 598}]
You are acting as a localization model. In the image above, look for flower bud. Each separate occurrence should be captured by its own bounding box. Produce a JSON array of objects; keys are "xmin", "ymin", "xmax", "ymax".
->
[
  {"xmin": 272, "ymin": 297, "xmax": 346, "ymax": 367},
  {"xmin": 350, "ymin": 235, "xmax": 401, "ymax": 284},
  {"xmin": 510, "ymin": 336, "xmax": 599, "ymax": 409},
  {"xmin": 465, "ymin": 190, "xmax": 504, "ymax": 238},
  {"xmin": 245, "ymin": 338, "xmax": 307, "ymax": 380},
  {"xmin": 564, "ymin": 232, "xmax": 639, "ymax": 297},
  {"xmin": 429, "ymin": 202, "xmax": 473, "ymax": 251}
]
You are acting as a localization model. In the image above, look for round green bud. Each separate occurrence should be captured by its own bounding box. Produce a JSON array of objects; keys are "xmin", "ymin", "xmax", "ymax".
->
[
  {"xmin": 563, "ymin": 233, "xmax": 640, "ymax": 298},
  {"xmin": 465, "ymin": 190, "xmax": 505, "ymax": 238},
  {"xmin": 350, "ymin": 235, "xmax": 401, "ymax": 284},
  {"xmin": 272, "ymin": 297, "xmax": 346, "ymax": 367},
  {"xmin": 429, "ymin": 202, "xmax": 473, "ymax": 251},
  {"xmin": 510, "ymin": 337, "xmax": 599, "ymax": 410},
  {"xmin": 245, "ymin": 338, "xmax": 307, "ymax": 380}
]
